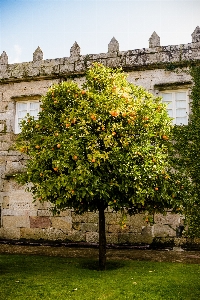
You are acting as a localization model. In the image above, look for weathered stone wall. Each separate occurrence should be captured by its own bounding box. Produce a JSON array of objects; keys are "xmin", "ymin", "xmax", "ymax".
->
[
  {"xmin": 0, "ymin": 177, "xmax": 183, "ymax": 244},
  {"xmin": 1, "ymin": 36, "xmax": 200, "ymax": 82},
  {"xmin": 0, "ymin": 28, "xmax": 200, "ymax": 245}
]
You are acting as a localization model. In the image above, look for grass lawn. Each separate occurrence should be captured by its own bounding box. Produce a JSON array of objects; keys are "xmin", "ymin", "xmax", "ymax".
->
[{"xmin": 0, "ymin": 254, "xmax": 200, "ymax": 300}]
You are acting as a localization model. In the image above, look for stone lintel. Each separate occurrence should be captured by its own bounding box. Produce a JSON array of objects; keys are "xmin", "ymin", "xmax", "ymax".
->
[
  {"xmin": 154, "ymin": 81, "xmax": 192, "ymax": 91},
  {"xmin": 11, "ymin": 94, "xmax": 42, "ymax": 100}
]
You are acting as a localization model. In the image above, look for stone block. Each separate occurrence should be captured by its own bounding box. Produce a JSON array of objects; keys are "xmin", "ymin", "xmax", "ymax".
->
[
  {"xmin": 30, "ymin": 216, "xmax": 51, "ymax": 228},
  {"xmin": 66, "ymin": 231, "xmax": 86, "ymax": 242},
  {"xmin": 2, "ymin": 208, "xmax": 29, "ymax": 216},
  {"xmin": 74, "ymin": 61, "xmax": 86, "ymax": 73},
  {"xmin": 0, "ymin": 165, "xmax": 6, "ymax": 177},
  {"xmin": 154, "ymin": 212, "xmax": 180, "ymax": 226},
  {"xmin": 141, "ymin": 225, "xmax": 153, "ymax": 237},
  {"xmin": 9, "ymin": 190, "xmax": 33, "ymax": 203},
  {"xmin": 0, "ymin": 141, "xmax": 10, "ymax": 151},
  {"xmin": 0, "ymin": 123, "xmax": 5, "ymax": 132},
  {"xmin": 19, "ymin": 228, "xmax": 43, "ymax": 240},
  {"xmin": 81, "ymin": 223, "xmax": 98, "ymax": 232},
  {"xmin": 106, "ymin": 233, "xmax": 119, "ymax": 244},
  {"xmin": 59, "ymin": 63, "xmax": 74, "ymax": 74},
  {"xmin": 118, "ymin": 233, "xmax": 134, "ymax": 244},
  {"xmin": 45, "ymin": 228, "xmax": 69, "ymax": 240},
  {"xmin": 40, "ymin": 66, "xmax": 55, "ymax": 76},
  {"xmin": 20, "ymin": 227, "xmax": 68, "ymax": 240},
  {"xmin": 0, "ymin": 157, "xmax": 6, "ymax": 164},
  {"xmin": 52, "ymin": 65, "xmax": 60, "ymax": 74},
  {"xmin": 11, "ymin": 64, "xmax": 24, "ymax": 78},
  {"xmin": 0, "ymin": 181, "xmax": 4, "ymax": 192},
  {"xmin": 9, "ymin": 201, "xmax": 30, "ymax": 210},
  {"xmin": 51, "ymin": 216, "xmax": 72, "ymax": 231},
  {"xmin": 72, "ymin": 222, "xmax": 81, "ymax": 231},
  {"xmin": 105, "ymin": 211, "xmax": 122, "ymax": 225},
  {"xmin": 5, "ymin": 161, "xmax": 25, "ymax": 176},
  {"xmin": 37, "ymin": 209, "xmax": 53, "ymax": 217},
  {"xmin": 106, "ymin": 57, "xmax": 122, "ymax": 68},
  {"xmin": 0, "ymin": 227, "xmax": 20, "ymax": 239},
  {"xmin": 107, "ymin": 224, "xmax": 122, "ymax": 233},
  {"xmin": 141, "ymin": 226, "xmax": 154, "ymax": 243},
  {"xmin": 3, "ymin": 179, "xmax": 26, "ymax": 192},
  {"xmin": 71, "ymin": 212, "xmax": 88, "ymax": 223},
  {"xmin": 2, "ymin": 196, "xmax": 9, "ymax": 209},
  {"xmin": 125, "ymin": 55, "xmax": 140, "ymax": 67},
  {"xmin": 87, "ymin": 212, "xmax": 98, "ymax": 223},
  {"xmin": 153, "ymin": 224, "xmax": 176, "ymax": 238},
  {"xmin": 2, "ymin": 215, "xmax": 30, "ymax": 228},
  {"xmin": 128, "ymin": 214, "xmax": 147, "ymax": 228},
  {"xmin": 0, "ymin": 228, "xmax": 5, "ymax": 238},
  {"xmin": 118, "ymin": 233, "xmax": 148, "ymax": 244},
  {"xmin": 28, "ymin": 210, "xmax": 38, "ymax": 217},
  {"xmin": 58, "ymin": 209, "xmax": 72, "ymax": 217},
  {"xmin": 86, "ymin": 232, "xmax": 99, "ymax": 243},
  {"xmin": 128, "ymin": 226, "xmax": 142, "ymax": 234},
  {"xmin": 35, "ymin": 200, "xmax": 53, "ymax": 210}
]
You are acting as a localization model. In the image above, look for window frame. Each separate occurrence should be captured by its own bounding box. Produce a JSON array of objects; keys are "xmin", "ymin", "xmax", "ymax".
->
[
  {"xmin": 15, "ymin": 99, "xmax": 40, "ymax": 134},
  {"xmin": 160, "ymin": 89, "xmax": 190, "ymax": 125}
]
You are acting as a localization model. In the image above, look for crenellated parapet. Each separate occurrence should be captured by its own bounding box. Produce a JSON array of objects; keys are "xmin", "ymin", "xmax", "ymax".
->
[
  {"xmin": 149, "ymin": 32, "xmax": 160, "ymax": 48},
  {"xmin": 0, "ymin": 26, "xmax": 200, "ymax": 82},
  {"xmin": 108, "ymin": 37, "xmax": 119, "ymax": 53},
  {"xmin": 192, "ymin": 26, "xmax": 200, "ymax": 43},
  {"xmin": 70, "ymin": 41, "xmax": 81, "ymax": 59},
  {"xmin": 33, "ymin": 46, "xmax": 43, "ymax": 62},
  {"xmin": 0, "ymin": 51, "xmax": 8, "ymax": 65}
]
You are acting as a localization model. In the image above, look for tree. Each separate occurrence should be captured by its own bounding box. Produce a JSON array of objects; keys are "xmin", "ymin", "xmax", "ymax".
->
[
  {"xmin": 172, "ymin": 66, "xmax": 200, "ymax": 237},
  {"xmin": 16, "ymin": 63, "xmax": 188, "ymax": 270}
]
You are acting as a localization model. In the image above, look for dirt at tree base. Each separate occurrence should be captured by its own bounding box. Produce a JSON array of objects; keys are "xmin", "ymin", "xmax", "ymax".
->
[{"xmin": 0, "ymin": 244, "xmax": 200, "ymax": 264}]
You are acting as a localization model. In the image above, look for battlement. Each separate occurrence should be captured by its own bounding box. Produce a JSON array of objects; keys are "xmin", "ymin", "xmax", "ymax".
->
[{"xmin": 1, "ymin": 27, "xmax": 200, "ymax": 82}]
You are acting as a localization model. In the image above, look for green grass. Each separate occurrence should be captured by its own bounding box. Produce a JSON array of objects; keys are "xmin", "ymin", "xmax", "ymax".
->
[{"xmin": 0, "ymin": 254, "xmax": 200, "ymax": 300}]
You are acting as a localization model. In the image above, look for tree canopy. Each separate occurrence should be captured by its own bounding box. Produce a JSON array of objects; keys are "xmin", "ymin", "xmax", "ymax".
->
[{"xmin": 15, "ymin": 63, "xmax": 189, "ymax": 269}]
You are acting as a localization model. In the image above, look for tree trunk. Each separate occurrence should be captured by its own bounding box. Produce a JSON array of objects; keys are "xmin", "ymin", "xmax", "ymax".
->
[{"xmin": 98, "ymin": 205, "xmax": 106, "ymax": 270}]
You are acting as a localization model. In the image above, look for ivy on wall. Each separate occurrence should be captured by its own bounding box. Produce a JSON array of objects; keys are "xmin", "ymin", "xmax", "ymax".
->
[{"xmin": 173, "ymin": 66, "xmax": 200, "ymax": 238}]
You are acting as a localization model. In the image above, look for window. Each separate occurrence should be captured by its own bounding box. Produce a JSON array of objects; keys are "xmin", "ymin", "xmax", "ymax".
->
[
  {"xmin": 15, "ymin": 100, "xmax": 40, "ymax": 133},
  {"xmin": 161, "ymin": 90, "xmax": 189, "ymax": 125}
]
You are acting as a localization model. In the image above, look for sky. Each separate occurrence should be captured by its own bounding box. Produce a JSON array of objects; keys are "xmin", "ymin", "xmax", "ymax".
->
[{"xmin": 0, "ymin": 0, "xmax": 200, "ymax": 64}]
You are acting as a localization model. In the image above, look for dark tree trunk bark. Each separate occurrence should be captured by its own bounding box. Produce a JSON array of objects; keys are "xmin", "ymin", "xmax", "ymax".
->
[{"xmin": 98, "ymin": 205, "xmax": 106, "ymax": 270}]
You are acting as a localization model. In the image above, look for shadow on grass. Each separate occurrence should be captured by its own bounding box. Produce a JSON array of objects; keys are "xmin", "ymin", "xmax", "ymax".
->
[{"xmin": 79, "ymin": 259, "xmax": 125, "ymax": 271}]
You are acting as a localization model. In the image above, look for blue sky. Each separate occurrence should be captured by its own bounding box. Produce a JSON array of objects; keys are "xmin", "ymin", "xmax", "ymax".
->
[{"xmin": 0, "ymin": 0, "xmax": 200, "ymax": 63}]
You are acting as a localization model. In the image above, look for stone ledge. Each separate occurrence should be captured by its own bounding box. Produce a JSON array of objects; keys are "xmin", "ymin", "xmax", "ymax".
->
[{"xmin": 1, "ymin": 42, "xmax": 200, "ymax": 81}]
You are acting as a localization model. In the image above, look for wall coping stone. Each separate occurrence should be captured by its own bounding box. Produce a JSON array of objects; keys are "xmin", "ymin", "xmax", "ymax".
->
[{"xmin": 1, "ymin": 40, "xmax": 200, "ymax": 83}]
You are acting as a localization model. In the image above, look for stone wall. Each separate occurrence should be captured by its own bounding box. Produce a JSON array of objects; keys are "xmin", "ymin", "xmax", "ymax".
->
[
  {"xmin": 0, "ymin": 28, "xmax": 200, "ymax": 246},
  {"xmin": 0, "ymin": 177, "xmax": 183, "ymax": 245}
]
